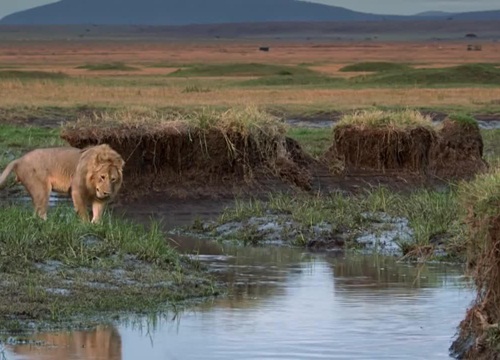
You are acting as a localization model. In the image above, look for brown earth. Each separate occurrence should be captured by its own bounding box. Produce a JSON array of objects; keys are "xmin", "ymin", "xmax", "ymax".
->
[{"xmin": 429, "ymin": 119, "xmax": 488, "ymax": 180}]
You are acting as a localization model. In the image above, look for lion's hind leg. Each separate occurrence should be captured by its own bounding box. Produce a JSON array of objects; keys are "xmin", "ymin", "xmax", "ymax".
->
[{"xmin": 22, "ymin": 177, "xmax": 51, "ymax": 220}]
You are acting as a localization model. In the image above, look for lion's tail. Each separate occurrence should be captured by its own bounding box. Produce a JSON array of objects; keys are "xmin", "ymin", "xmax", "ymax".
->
[{"xmin": 0, "ymin": 160, "xmax": 18, "ymax": 189}]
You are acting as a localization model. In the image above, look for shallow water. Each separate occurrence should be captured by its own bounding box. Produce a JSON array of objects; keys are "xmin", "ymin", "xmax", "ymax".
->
[{"xmin": 5, "ymin": 237, "xmax": 473, "ymax": 360}]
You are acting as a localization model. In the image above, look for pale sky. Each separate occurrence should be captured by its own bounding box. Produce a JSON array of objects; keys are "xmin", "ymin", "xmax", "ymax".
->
[{"xmin": 0, "ymin": 0, "xmax": 498, "ymax": 19}]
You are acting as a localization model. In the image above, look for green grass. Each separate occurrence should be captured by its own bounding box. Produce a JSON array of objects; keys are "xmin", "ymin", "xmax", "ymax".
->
[
  {"xmin": 0, "ymin": 124, "xmax": 64, "ymax": 170},
  {"xmin": 447, "ymin": 112, "xmax": 479, "ymax": 127},
  {"xmin": 0, "ymin": 205, "xmax": 218, "ymax": 330},
  {"xmin": 339, "ymin": 62, "xmax": 411, "ymax": 72},
  {"xmin": 286, "ymin": 127, "xmax": 332, "ymax": 158},
  {"xmin": 76, "ymin": 62, "xmax": 139, "ymax": 71},
  {"xmin": 353, "ymin": 63, "xmax": 500, "ymax": 87},
  {"xmin": 482, "ymin": 129, "xmax": 500, "ymax": 165},
  {"xmin": 239, "ymin": 74, "xmax": 344, "ymax": 87},
  {"xmin": 168, "ymin": 63, "xmax": 318, "ymax": 77},
  {"xmin": 0, "ymin": 70, "xmax": 67, "ymax": 80}
]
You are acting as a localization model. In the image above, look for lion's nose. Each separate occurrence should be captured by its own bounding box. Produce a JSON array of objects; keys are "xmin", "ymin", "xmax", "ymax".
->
[{"xmin": 101, "ymin": 190, "xmax": 111, "ymax": 197}]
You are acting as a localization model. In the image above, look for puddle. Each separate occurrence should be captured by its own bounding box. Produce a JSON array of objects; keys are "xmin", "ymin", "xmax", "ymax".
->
[{"xmin": 4, "ymin": 238, "xmax": 473, "ymax": 360}]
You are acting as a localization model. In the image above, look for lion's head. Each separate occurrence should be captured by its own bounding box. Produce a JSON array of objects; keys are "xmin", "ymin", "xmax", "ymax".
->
[{"xmin": 80, "ymin": 144, "xmax": 125, "ymax": 201}]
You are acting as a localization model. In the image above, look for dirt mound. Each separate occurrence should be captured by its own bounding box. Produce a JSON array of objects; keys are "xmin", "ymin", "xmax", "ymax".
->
[
  {"xmin": 429, "ymin": 118, "xmax": 488, "ymax": 179},
  {"xmin": 327, "ymin": 125, "xmax": 435, "ymax": 174},
  {"xmin": 324, "ymin": 116, "xmax": 486, "ymax": 180},
  {"xmin": 61, "ymin": 120, "xmax": 313, "ymax": 198}
]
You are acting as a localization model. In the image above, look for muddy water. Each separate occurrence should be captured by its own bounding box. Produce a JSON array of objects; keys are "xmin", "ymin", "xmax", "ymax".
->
[{"xmin": 5, "ymin": 235, "xmax": 473, "ymax": 360}]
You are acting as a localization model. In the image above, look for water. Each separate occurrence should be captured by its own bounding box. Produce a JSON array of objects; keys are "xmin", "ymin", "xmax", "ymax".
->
[{"xmin": 4, "ymin": 238, "xmax": 473, "ymax": 360}]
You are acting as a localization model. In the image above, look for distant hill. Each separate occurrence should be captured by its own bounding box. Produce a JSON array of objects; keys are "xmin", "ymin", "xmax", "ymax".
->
[
  {"xmin": 450, "ymin": 10, "xmax": 500, "ymax": 21},
  {"xmin": 414, "ymin": 11, "xmax": 455, "ymax": 17},
  {"xmin": 0, "ymin": 0, "xmax": 402, "ymax": 25}
]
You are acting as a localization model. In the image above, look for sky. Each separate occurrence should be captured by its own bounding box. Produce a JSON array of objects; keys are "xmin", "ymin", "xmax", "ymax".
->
[{"xmin": 0, "ymin": 0, "xmax": 498, "ymax": 19}]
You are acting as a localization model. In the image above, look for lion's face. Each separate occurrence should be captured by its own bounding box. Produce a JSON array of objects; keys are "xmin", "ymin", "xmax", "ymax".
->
[{"xmin": 92, "ymin": 165, "xmax": 123, "ymax": 200}]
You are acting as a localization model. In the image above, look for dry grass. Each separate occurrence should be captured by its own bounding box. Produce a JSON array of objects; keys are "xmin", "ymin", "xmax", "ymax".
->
[
  {"xmin": 1, "ymin": 41, "xmax": 499, "ymax": 67},
  {"xmin": 1, "ymin": 79, "xmax": 500, "ymax": 109},
  {"xmin": 337, "ymin": 109, "xmax": 434, "ymax": 129}
]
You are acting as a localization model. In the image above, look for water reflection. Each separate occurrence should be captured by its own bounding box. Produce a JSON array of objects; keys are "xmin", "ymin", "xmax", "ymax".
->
[
  {"xmin": 9, "ymin": 325, "xmax": 121, "ymax": 360},
  {"xmin": 6, "ymin": 242, "xmax": 473, "ymax": 360}
]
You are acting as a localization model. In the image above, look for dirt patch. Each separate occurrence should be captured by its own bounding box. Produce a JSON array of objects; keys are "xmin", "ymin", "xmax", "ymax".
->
[
  {"xmin": 429, "ymin": 119, "xmax": 488, "ymax": 180},
  {"xmin": 61, "ymin": 121, "xmax": 313, "ymax": 199}
]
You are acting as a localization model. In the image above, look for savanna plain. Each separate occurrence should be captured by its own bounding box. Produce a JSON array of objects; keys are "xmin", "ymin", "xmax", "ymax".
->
[{"xmin": 1, "ymin": 31, "xmax": 500, "ymax": 359}]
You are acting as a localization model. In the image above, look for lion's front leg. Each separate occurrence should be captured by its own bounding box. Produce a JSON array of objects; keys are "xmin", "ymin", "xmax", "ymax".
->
[
  {"xmin": 71, "ymin": 190, "xmax": 90, "ymax": 222},
  {"xmin": 91, "ymin": 201, "xmax": 106, "ymax": 224}
]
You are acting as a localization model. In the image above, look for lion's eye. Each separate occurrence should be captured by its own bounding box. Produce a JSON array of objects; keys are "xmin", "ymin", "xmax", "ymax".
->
[
  {"xmin": 100, "ymin": 175, "xmax": 106, "ymax": 181},
  {"xmin": 111, "ymin": 177, "xmax": 116, "ymax": 183}
]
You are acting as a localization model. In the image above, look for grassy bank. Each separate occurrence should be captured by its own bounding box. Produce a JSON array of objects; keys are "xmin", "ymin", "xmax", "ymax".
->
[
  {"xmin": 451, "ymin": 168, "xmax": 500, "ymax": 359},
  {"xmin": 0, "ymin": 205, "xmax": 218, "ymax": 332}
]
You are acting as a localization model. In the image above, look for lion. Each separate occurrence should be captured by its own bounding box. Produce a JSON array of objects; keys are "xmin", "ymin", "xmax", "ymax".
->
[{"xmin": 0, "ymin": 144, "xmax": 125, "ymax": 223}]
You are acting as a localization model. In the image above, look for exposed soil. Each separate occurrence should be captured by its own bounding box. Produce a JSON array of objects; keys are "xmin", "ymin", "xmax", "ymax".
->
[
  {"xmin": 323, "ymin": 119, "xmax": 487, "ymax": 181},
  {"xmin": 429, "ymin": 119, "xmax": 488, "ymax": 180}
]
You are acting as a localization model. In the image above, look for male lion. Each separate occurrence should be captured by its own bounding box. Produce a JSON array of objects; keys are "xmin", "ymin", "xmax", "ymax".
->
[{"xmin": 0, "ymin": 144, "xmax": 125, "ymax": 223}]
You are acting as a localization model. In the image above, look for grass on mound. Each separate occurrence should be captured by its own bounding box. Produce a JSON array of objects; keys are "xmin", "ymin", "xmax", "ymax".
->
[
  {"xmin": 447, "ymin": 112, "xmax": 479, "ymax": 127},
  {"xmin": 69, "ymin": 106, "xmax": 287, "ymax": 138},
  {"xmin": 339, "ymin": 62, "xmax": 411, "ymax": 72},
  {"xmin": 336, "ymin": 109, "xmax": 434, "ymax": 130},
  {"xmin": 76, "ymin": 62, "xmax": 139, "ymax": 71},
  {"xmin": 0, "ymin": 204, "xmax": 217, "ymax": 331},
  {"xmin": 355, "ymin": 63, "xmax": 500, "ymax": 86},
  {"xmin": 0, "ymin": 70, "xmax": 67, "ymax": 80},
  {"xmin": 167, "ymin": 63, "xmax": 317, "ymax": 77}
]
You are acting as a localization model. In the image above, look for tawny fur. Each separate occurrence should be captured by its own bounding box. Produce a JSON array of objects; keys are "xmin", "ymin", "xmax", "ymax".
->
[{"xmin": 0, "ymin": 144, "xmax": 125, "ymax": 223}]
